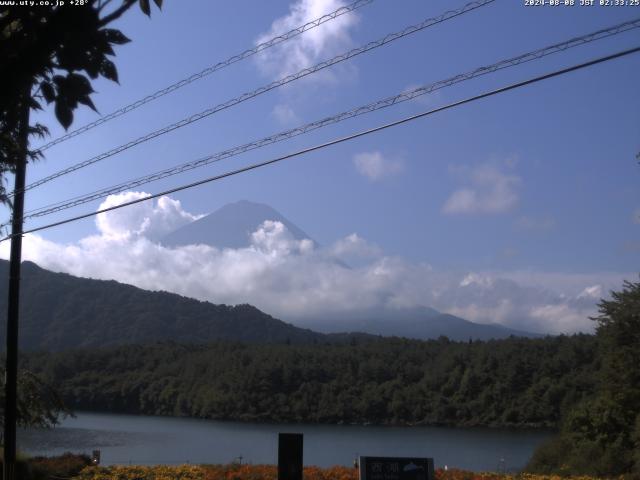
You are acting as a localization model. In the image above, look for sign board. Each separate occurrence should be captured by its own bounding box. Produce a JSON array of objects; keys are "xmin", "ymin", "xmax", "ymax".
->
[
  {"xmin": 278, "ymin": 433, "xmax": 303, "ymax": 480},
  {"xmin": 359, "ymin": 456, "xmax": 434, "ymax": 480}
]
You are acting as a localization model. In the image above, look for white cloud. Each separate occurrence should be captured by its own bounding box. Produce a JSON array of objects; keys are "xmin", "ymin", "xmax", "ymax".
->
[
  {"xmin": 460, "ymin": 272, "xmax": 493, "ymax": 288},
  {"xmin": 528, "ymin": 304, "xmax": 589, "ymax": 334},
  {"xmin": 2, "ymin": 191, "xmax": 632, "ymax": 336},
  {"xmin": 251, "ymin": 220, "xmax": 314, "ymax": 257},
  {"xmin": 496, "ymin": 271, "xmax": 623, "ymax": 295},
  {"xmin": 634, "ymin": 208, "xmax": 640, "ymax": 224},
  {"xmin": 254, "ymin": 0, "xmax": 359, "ymax": 81},
  {"xmin": 272, "ymin": 103, "xmax": 300, "ymax": 125},
  {"xmin": 578, "ymin": 284, "xmax": 603, "ymax": 300},
  {"xmin": 96, "ymin": 191, "xmax": 202, "ymax": 241},
  {"xmin": 330, "ymin": 233, "xmax": 382, "ymax": 264},
  {"xmin": 353, "ymin": 151, "xmax": 404, "ymax": 181},
  {"xmin": 443, "ymin": 162, "xmax": 520, "ymax": 215}
]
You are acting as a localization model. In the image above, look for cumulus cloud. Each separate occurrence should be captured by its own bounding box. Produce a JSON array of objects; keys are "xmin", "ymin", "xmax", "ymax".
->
[
  {"xmin": 441, "ymin": 272, "xmax": 612, "ymax": 334},
  {"xmin": 329, "ymin": 233, "xmax": 382, "ymax": 267},
  {"xmin": 96, "ymin": 191, "xmax": 202, "ymax": 241},
  {"xmin": 2, "ymin": 191, "xmax": 631, "ymax": 335},
  {"xmin": 443, "ymin": 162, "xmax": 520, "ymax": 215},
  {"xmin": 331, "ymin": 233, "xmax": 381, "ymax": 258},
  {"xmin": 254, "ymin": 0, "xmax": 359, "ymax": 80},
  {"xmin": 353, "ymin": 151, "xmax": 404, "ymax": 181},
  {"xmin": 251, "ymin": 220, "xmax": 314, "ymax": 257}
]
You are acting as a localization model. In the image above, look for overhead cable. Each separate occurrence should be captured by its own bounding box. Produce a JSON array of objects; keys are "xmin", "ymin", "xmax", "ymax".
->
[
  {"xmin": 13, "ymin": 0, "xmax": 495, "ymax": 198},
  {"xmin": 35, "ymin": 0, "xmax": 375, "ymax": 152},
  {"xmin": 5, "ymin": 45, "xmax": 638, "ymax": 241},
  {"xmin": 19, "ymin": 17, "xmax": 640, "ymax": 221}
]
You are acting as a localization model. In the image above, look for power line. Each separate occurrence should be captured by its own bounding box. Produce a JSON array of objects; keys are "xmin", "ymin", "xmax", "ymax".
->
[
  {"xmin": 18, "ymin": 17, "xmax": 640, "ymax": 222},
  {"xmin": 12, "ymin": 0, "xmax": 495, "ymax": 198},
  {"xmin": 34, "ymin": 0, "xmax": 375, "ymax": 152},
  {"xmin": 5, "ymin": 45, "xmax": 638, "ymax": 241}
]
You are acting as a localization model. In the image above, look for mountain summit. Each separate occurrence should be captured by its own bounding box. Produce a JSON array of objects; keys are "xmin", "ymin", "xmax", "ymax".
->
[
  {"xmin": 158, "ymin": 200, "xmax": 541, "ymax": 340},
  {"xmin": 161, "ymin": 200, "xmax": 314, "ymax": 249}
]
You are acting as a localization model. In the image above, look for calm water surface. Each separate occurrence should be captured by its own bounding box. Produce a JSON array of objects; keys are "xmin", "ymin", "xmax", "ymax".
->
[{"xmin": 18, "ymin": 412, "xmax": 552, "ymax": 471}]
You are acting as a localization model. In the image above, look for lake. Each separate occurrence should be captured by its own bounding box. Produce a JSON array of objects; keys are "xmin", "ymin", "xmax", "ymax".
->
[{"xmin": 18, "ymin": 412, "xmax": 552, "ymax": 472}]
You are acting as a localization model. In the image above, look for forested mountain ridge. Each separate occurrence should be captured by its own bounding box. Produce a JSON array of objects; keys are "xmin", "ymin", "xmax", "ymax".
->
[
  {"xmin": 0, "ymin": 260, "xmax": 539, "ymax": 350},
  {"xmin": 0, "ymin": 260, "xmax": 328, "ymax": 350},
  {"xmin": 23, "ymin": 334, "xmax": 598, "ymax": 428}
]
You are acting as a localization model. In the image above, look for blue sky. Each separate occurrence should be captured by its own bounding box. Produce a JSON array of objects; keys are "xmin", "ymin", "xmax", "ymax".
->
[{"xmin": 3, "ymin": 0, "xmax": 639, "ymax": 333}]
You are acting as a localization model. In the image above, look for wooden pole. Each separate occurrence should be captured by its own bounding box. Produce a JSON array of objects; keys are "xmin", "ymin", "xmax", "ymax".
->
[{"xmin": 3, "ymin": 86, "xmax": 30, "ymax": 480}]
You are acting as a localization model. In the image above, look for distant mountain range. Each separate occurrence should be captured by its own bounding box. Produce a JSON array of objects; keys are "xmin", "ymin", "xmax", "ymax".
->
[
  {"xmin": 0, "ymin": 259, "xmax": 538, "ymax": 351},
  {"xmin": 296, "ymin": 306, "xmax": 539, "ymax": 341},
  {"xmin": 0, "ymin": 201, "xmax": 541, "ymax": 350},
  {"xmin": 162, "ymin": 199, "xmax": 540, "ymax": 341}
]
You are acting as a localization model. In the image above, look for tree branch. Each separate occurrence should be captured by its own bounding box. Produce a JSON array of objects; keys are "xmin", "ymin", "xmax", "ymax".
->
[
  {"xmin": 98, "ymin": 0, "xmax": 137, "ymax": 27},
  {"xmin": 98, "ymin": 0, "xmax": 116, "ymax": 13}
]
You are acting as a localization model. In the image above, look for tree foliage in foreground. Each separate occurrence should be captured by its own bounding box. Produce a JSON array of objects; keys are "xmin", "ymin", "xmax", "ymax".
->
[
  {"xmin": 22, "ymin": 334, "xmax": 598, "ymax": 429},
  {"xmin": 0, "ymin": 366, "xmax": 69, "ymax": 428},
  {"xmin": 0, "ymin": 0, "xmax": 161, "ymax": 204},
  {"xmin": 527, "ymin": 279, "xmax": 640, "ymax": 477}
]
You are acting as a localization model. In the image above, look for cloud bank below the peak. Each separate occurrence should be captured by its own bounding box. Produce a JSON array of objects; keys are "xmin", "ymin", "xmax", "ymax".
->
[{"xmin": 2, "ymin": 191, "xmax": 631, "ymax": 335}]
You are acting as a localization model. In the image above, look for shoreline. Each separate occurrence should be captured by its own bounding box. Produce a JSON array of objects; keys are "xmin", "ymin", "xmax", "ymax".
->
[{"xmin": 60, "ymin": 409, "xmax": 558, "ymax": 432}]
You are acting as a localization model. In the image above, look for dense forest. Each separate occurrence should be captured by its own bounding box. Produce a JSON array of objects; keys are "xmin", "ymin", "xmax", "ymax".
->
[
  {"xmin": 7, "ymin": 263, "xmax": 638, "ymax": 476},
  {"xmin": 527, "ymin": 280, "xmax": 640, "ymax": 476},
  {"xmin": 22, "ymin": 334, "xmax": 598, "ymax": 428}
]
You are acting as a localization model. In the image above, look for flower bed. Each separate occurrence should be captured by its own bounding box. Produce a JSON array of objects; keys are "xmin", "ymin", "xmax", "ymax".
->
[
  {"xmin": 69, "ymin": 464, "xmax": 612, "ymax": 480},
  {"xmin": 73, "ymin": 464, "xmax": 206, "ymax": 480}
]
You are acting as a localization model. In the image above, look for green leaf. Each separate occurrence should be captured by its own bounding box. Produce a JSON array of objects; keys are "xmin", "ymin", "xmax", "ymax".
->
[
  {"xmin": 54, "ymin": 101, "xmax": 73, "ymax": 130},
  {"xmin": 66, "ymin": 73, "xmax": 94, "ymax": 96},
  {"xmin": 84, "ymin": 53, "xmax": 101, "ymax": 79},
  {"xmin": 56, "ymin": 43, "xmax": 90, "ymax": 71},
  {"xmin": 52, "ymin": 75, "xmax": 66, "ymax": 89},
  {"xmin": 40, "ymin": 81, "xmax": 55, "ymax": 104},
  {"xmin": 139, "ymin": 0, "xmax": 151, "ymax": 16},
  {"xmin": 78, "ymin": 95, "xmax": 98, "ymax": 113},
  {"xmin": 30, "ymin": 98, "xmax": 43, "ymax": 111},
  {"xmin": 29, "ymin": 123, "xmax": 50, "ymax": 140},
  {"xmin": 102, "ymin": 28, "xmax": 131, "ymax": 45},
  {"xmin": 99, "ymin": 59, "xmax": 118, "ymax": 83}
]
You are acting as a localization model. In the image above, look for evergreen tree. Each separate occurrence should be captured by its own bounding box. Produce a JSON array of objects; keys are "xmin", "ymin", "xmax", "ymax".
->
[{"xmin": 528, "ymin": 279, "xmax": 640, "ymax": 476}]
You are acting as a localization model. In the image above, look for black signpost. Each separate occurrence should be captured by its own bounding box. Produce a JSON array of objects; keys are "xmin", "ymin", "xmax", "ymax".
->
[
  {"xmin": 278, "ymin": 433, "xmax": 303, "ymax": 480},
  {"xmin": 359, "ymin": 456, "xmax": 435, "ymax": 480}
]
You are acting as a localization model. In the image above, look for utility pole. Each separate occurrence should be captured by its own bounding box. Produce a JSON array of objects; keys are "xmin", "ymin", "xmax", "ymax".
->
[{"xmin": 3, "ymin": 85, "xmax": 30, "ymax": 480}]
